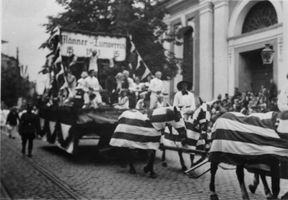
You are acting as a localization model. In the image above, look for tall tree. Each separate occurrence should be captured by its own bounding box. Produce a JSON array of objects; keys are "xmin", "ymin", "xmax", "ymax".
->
[
  {"xmin": 44, "ymin": 0, "xmax": 177, "ymax": 78},
  {"xmin": 1, "ymin": 63, "xmax": 32, "ymax": 107}
]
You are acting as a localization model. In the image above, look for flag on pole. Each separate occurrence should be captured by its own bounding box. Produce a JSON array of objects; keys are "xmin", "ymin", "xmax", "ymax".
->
[
  {"xmin": 134, "ymin": 55, "xmax": 151, "ymax": 80},
  {"xmin": 129, "ymin": 35, "xmax": 151, "ymax": 81},
  {"xmin": 129, "ymin": 35, "xmax": 136, "ymax": 53}
]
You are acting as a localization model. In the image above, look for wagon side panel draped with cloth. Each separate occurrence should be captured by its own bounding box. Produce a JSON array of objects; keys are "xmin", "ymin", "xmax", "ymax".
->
[{"xmin": 39, "ymin": 106, "xmax": 123, "ymax": 154}]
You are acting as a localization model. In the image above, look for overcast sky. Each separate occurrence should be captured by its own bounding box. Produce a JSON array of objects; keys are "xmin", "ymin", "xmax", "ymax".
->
[{"xmin": 2, "ymin": 0, "xmax": 64, "ymax": 86}]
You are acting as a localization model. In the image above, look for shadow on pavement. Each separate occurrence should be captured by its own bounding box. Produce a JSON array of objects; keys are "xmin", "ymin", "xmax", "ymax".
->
[{"xmin": 40, "ymin": 145, "xmax": 149, "ymax": 166}]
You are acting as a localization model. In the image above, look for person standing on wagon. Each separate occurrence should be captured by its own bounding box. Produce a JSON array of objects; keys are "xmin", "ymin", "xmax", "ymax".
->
[
  {"xmin": 85, "ymin": 70, "xmax": 103, "ymax": 106},
  {"xmin": 277, "ymin": 73, "xmax": 288, "ymax": 111},
  {"xmin": 173, "ymin": 80, "xmax": 196, "ymax": 119},
  {"xmin": 19, "ymin": 104, "xmax": 40, "ymax": 157},
  {"xmin": 89, "ymin": 50, "xmax": 98, "ymax": 73},
  {"xmin": 149, "ymin": 71, "xmax": 164, "ymax": 109},
  {"xmin": 6, "ymin": 107, "xmax": 19, "ymax": 139}
]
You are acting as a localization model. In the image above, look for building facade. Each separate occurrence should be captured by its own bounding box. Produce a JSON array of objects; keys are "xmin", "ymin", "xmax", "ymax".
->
[{"xmin": 163, "ymin": 0, "xmax": 288, "ymax": 101}]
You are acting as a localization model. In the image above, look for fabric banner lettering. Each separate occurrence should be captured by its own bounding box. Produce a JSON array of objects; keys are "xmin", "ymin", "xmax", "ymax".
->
[{"xmin": 61, "ymin": 31, "xmax": 127, "ymax": 61}]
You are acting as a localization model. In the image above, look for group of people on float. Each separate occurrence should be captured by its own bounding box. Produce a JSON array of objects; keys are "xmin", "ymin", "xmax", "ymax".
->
[{"xmin": 55, "ymin": 62, "xmax": 197, "ymax": 114}]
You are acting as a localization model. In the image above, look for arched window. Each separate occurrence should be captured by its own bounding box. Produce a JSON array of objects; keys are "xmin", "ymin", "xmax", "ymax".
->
[{"xmin": 242, "ymin": 1, "xmax": 277, "ymax": 34}]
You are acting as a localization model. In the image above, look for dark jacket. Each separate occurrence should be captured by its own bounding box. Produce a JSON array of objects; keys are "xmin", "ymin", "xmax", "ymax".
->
[
  {"xmin": 19, "ymin": 111, "xmax": 40, "ymax": 139},
  {"xmin": 6, "ymin": 110, "xmax": 19, "ymax": 126}
]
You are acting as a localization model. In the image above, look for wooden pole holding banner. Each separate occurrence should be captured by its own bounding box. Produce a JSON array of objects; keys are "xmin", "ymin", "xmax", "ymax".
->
[{"xmin": 159, "ymin": 145, "xmax": 207, "ymax": 155}]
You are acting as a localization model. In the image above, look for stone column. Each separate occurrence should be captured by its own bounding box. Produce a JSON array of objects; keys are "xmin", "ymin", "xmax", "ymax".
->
[
  {"xmin": 278, "ymin": 1, "xmax": 288, "ymax": 87},
  {"xmin": 213, "ymin": 0, "xmax": 229, "ymax": 98},
  {"xmin": 199, "ymin": 0, "xmax": 213, "ymax": 101}
]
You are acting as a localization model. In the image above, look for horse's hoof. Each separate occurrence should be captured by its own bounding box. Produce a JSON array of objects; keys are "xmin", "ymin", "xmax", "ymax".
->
[
  {"xmin": 265, "ymin": 193, "xmax": 273, "ymax": 199},
  {"xmin": 267, "ymin": 195, "xmax": 278, "ymax": 200},
  {"xmin": 143, "ymin": 166, "xmax": 149, "ymax": 173},
  {"xmin": 162, "ymin": 162, "xmax": 167, "ymax": 167},
  {"xmin": 181, "ymin": 166, "xmax": 187, "ymax": 171},
  {"xmin": 248, "ymin": 184, "xmax": 256, "ymax": 194},
  {"xmin": 150, "ymin": 172, "xmax": 157, "ymax": 179},
  {"xmin": 129, "ymin": 168, "xmax": 136, "ymax": 174},
  {"xmin": 210, "ymin": 194, "xmax": 219, "ymax": 200}
]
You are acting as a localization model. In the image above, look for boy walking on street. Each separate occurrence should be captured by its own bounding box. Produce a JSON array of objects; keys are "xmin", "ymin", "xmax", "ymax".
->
[{"xmin": 6, "ymin": 107, "xmax": 19, "ymax": 139}]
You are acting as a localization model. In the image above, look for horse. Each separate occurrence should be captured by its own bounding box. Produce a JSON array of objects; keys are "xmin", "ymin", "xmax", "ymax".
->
[
  {"xmin": 208, "ymin": 110, "xmax": 288, "ymax": 200},
  {"xmin": 160, "ymin": 101, "xmax": 212, "ymax": 171},
  {"xmin": 109, "ymin": 106, "xmax": 187, "ymax": 178}
]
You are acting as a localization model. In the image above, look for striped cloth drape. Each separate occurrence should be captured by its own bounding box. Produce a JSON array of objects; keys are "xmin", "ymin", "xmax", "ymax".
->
[
  {"xmin": 110, "ymin": 107, "xmax": 187, "ymax": 150},
  {"xmin": 209, "ymin": 111, "xmax": 288, "ymax": 165},
  {"xmin": 160, "ymin": 103, "xmax": 211, "ymax": 152},
  {"xmin": 109, "ymin": 110, "xmax": 161, "ymax": 150}
]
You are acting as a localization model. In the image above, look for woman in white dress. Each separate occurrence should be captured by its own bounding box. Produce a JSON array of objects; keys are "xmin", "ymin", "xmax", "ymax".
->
[{"xmin": 114, "ymin": 89, "xmax": 129, "ymax": 110}]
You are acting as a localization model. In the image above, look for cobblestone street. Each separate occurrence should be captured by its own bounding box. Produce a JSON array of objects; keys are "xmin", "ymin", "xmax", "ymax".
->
[{"xmin": 1, "ymin": 131, "xmax": 287, "ymax": 200}]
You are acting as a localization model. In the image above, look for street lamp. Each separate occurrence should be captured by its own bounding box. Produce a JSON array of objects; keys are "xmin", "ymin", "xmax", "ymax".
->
[{"xmin": 261, "ymin": 44, "xmax": 274, "ymax": 64}]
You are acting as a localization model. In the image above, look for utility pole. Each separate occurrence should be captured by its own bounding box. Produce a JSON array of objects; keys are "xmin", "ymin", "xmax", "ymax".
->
[{"xmin": 16, "ymin": 47, "xmax": 20, "ymax": 66}]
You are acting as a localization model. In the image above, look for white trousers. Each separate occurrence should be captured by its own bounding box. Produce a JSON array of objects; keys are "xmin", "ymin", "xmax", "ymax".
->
[{"xmin": 150, "ymin": 93, "xmax": 159, "ymax": 109}]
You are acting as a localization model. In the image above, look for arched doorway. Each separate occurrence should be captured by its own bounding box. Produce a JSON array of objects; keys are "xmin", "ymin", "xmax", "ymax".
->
[
  {"xmin": 227, "ymin": 0, "xmax": 280, "ymax": 94},
  {"xmin": 239, "ymin": 48, "xmax": 273, "ymax": 93},
  {"xmin": 239, "ymin": 1, "xmax": 277, "ymax": 93}
]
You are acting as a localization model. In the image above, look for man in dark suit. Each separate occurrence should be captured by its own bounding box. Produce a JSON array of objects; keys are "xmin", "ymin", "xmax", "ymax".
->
[{"xmin": 19, "ymin": 104, "xmax": 40, "ymax": 157}]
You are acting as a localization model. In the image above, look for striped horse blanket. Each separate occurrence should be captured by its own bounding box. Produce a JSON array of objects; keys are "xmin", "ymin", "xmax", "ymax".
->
[
  {"xmin": 161, "ymin": 121, "xmax": 207, "ymax": 151},
  {"xmin": 110, "ymin": 110, "xmax": 160, "ymax": 150},
  {"xmin": 161, "ymin": 103, "xmax": 211, "ymax": 152},
  {"xmin": 110, "ymin": 107, "xmax": 186, "ymax": 150},
  {"xmin": 209, "ymin": 111, "xmax": 288, "ymax": 165}
]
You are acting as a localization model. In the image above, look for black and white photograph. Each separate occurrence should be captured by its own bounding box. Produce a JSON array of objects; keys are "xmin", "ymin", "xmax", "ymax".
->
[{"xmin": 1, "ymin": 0, "xmax": 288, "ymax": 199}]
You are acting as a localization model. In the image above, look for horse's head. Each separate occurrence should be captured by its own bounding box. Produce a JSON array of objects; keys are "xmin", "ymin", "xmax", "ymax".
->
[
  {"xmin": 150, "ymin": 106, "xmax": 186, "ymax": 137},
  {"xmin": 191, "ymin": 100, "xmax": 211, "ymax": 130},
  {"xmin": 275, "ymin": 110, "xmax": 288, "ymax": 139},
  {"xmin": 168, "ymin": 106, "xmax": 187, "ymax": 136}
]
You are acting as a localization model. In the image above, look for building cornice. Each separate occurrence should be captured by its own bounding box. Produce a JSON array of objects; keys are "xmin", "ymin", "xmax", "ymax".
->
[
  {"xmin": 164, "ymin": 0, "xmax": 186, "ymax": 9},
  {"xmin": 199, "ymin": 0, "xmax": 213, "ymax": 15},
  {"xmin": 163, "ymin": 3, "xmax": 199, "ymax": 25},
  {"xmin": 213, "ymin": 0, "xmax": 228, "ymax": 9},
  {"xmin": 164, "ymin": 0, "xmax": 198, "ymax": 15}
]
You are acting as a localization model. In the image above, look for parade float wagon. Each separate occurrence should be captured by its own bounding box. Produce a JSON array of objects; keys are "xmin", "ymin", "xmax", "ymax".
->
[{"xmin": 39, "ymin": 28, "xmax": 129, "ymax": 155}]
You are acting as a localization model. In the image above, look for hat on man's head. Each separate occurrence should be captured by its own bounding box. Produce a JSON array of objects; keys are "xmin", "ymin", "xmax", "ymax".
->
[
  {"xmin": 88, "ymin": 69, "xmax": 95, "ymax": 75},
  {"xmin": 177, "ymin": 80, "xmax": 192, "ymax": 91}
]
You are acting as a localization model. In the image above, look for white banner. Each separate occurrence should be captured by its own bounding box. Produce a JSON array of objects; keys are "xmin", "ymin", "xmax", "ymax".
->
[{"xmin": 60, "ymin": 31, "xmax": 127, "ymax": 61}]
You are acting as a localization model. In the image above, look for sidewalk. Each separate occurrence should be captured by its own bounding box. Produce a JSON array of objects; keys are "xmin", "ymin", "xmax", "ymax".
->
[
  {"xmin": 0, "ymin": 180, "xmax": 11, "ymax": 200},
  {"xmin": 0, "ymin": 132, "xmax": 80, "ymax": 199}
]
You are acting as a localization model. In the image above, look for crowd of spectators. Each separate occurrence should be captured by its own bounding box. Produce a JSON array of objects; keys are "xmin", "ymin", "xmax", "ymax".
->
[{"xmin": 210, "ymin": 83, "xmax": 279, "ymax": 122}]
